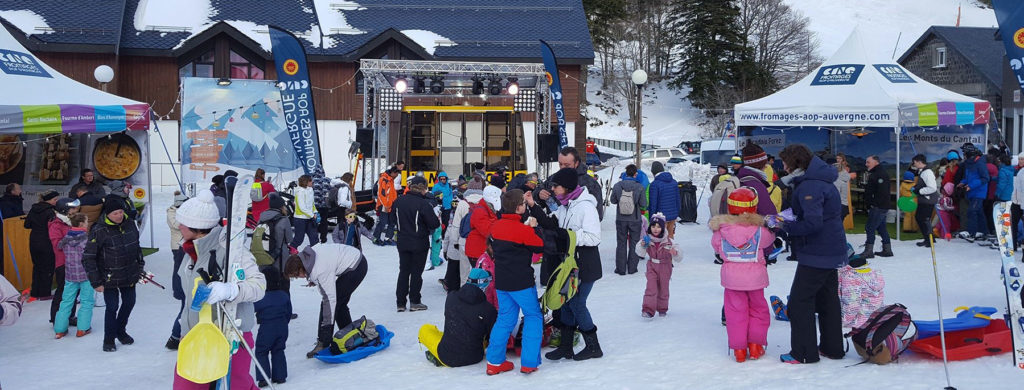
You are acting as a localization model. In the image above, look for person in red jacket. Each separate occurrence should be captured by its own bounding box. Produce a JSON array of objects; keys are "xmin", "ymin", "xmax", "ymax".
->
[
  {"xmin": 250, "ymin": 168, "xmax": 276, "ymax": 227},
  {"xmin": 465, "ymin": 185, "xmax": 501, "ymax": 262}
]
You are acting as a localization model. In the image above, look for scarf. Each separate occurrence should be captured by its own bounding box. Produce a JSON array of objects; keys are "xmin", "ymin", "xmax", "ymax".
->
[
  {"xmin": 556, "ymin": 186, "xmax": 584, "ymax": 206},
  {"xmin": 780, "ymin": 168, "xmax": 805, "ymax": 187}
]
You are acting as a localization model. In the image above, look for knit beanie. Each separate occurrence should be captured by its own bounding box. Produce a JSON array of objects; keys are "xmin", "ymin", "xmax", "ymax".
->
[
  {"xmin": 40, "ymin": 189, "xmax": 59, "ymax": 202},
  {"xmin": 102, "ymin": 196, "xmax": 124, "ymax": 216},
  {"xmin": 648, "ymin": 212, "xmax": 667, "ymax": 237},
  {"xmin": 730, "ymin": 155, "xmax": 743, "ymax": 165},
  {"xmin": 107, "ymin": 180, "xmax": 128, "ymax": 197},
  {"xmin": 548, "ymin": 167, "xmax": 578, "ymax": 192},
  {"xmin": 268, "ymin": 192, "xmax": 285, "ymax": 210},
  {"xmin": 741, "ymin": 142, "xmax": 767, "ymax": 170},
  {"xmin": 651, "ymin": 161, "xmax": 665, "ymax": 175},
  {"xmin": 175, "ymin": 189, "xmax": 222, "ymax": 229}
]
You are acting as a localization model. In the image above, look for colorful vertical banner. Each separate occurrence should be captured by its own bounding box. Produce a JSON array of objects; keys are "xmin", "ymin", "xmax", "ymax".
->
[
  {"xmin": 539, "ymin": 40, "xmax": 567, "ymax": 148},
  {"xmin": 269, "ymin": 26, "xmax": 322, "ymax": 176},
  {"xmin": 994, "ymin": 0, "xmax": 1024, "ymax": 92}
]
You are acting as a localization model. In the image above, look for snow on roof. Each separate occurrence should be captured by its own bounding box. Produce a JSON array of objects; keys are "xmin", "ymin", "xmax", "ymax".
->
[
  {"xmin": 0, "ymin": 9, "xmax": 52, "ymax": 36},
  {"xmin": 313, "ymin": 0, "xmax": 365, "ymax": 47},
  {"xmin": 400, "ymin": 29, "xmax": 455, "ymax": 55},
  {"xmin": 133, "ymin": 0, "xmax": 215, "ymax": 33}
]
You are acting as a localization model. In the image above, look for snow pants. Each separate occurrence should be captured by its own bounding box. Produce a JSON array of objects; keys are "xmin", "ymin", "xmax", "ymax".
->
[
  {"xmin": 290, "ymin": 218, "xmax": 317, "ymax": 249},
  {"xmin": 54, "ymin": 280, "xmax": 94, "ymax": 334},
  {"xmin": 723, "ymin": 288, "xmax": 770, "ymax": 350},
  {"xmin": 486, "ymin": 287, "xmax": 542, "ymax": 369},
  {"xmin": 615, "ymin": 220, "xmax": 641, "ymax": 274},
  {"xmin": 397, "ymin": 249, "xmax": 428, "ymax": 307},
  {"xmin": 256, "ymin": 320, "xmax": 288, "ymax": 383},
  {"xmin": 967, "ymin": 198, "xmax": 988, "ymax": 236},
  {"xmin": 50, "ymin": 265, "xmax": 76, "ymax": 322},
  {"xmin": 318, "ymin": 257, "xmax": 367, "ymax": 344},
  {"xmin": 173, "ymin": 331, "xmax": 258, "ymax": 389},
  {"xmin": 787, "ymin": 265, "xmax": 844, "ymax": 363},
  {"xmin": 642, "ymin": 260, "xmax": 672, "ymax": 315},
  {"xmin": 29, "ymin": 237, "xmax": 54, "ymax": 298},
  {"xmin": 171, "ymin": 248, "xmax": 185, "ymax": 340}
]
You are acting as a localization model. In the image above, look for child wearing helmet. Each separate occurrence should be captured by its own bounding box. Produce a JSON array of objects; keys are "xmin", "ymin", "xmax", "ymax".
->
[{"xmin": 710, "ymin": 187, "xmax": 775, "ymax": 363}]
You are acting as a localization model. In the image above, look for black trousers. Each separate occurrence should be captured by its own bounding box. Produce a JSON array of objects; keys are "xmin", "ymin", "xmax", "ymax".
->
[
  {"xmin": 916, "ymin": 203, "xmax": 935, "ymax": 244},
  {"xmin": 1012, "ymin": 204, "xmax": 1022, "ymax": 250},
  {"xmin": 787, "ymin": 265, "xmax": 843, "ymax": 363},
  {"xmin": 440, "ymin": 208, "xmax": 452, "ymax": 236},
  {"xmin": 443, "ymin": 257, "xmax": 461, "ymax": 292},
  {"xmin": 318, "ymin": 257, "xmax": 368, "ymax": 344},
  {"xmin": 50, "ymin": 265, "xmax": 77, "ymax": 323},
  {"xmin": 103, "ymin": 286, "xmax": 136, "ymax": 343},
  {"xmin": 984, "ymin": 199, "xmax": 996, "ymax": 236},
  {"xmin": 29, "ymin": 240, "xmax": 55, "ymax": 297},
  {"xmin": 397, "ymin": 249, "xmax": 428, "ymax": 307}
]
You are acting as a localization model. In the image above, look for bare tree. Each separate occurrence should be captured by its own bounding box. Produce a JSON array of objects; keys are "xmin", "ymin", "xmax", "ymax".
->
[{"xmin": 737, "ymin": 0, "xmax": 822, "ymax": 89}]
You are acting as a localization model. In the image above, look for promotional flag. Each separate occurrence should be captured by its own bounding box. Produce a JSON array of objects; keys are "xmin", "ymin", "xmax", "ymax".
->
[
  {"xmin": 994, "ymin": 0, "xmax": 1024, "ymax": 92},
  {"xmin": 269, "ymin": 26, "xmax": 323, "ymax": 175},
  {"xmin": 539, "ymin": 40, "xmax": 567, "ymax": 148}
]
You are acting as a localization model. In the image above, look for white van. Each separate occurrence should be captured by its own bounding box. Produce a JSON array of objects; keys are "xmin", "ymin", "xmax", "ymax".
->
[{"xmin": 699, "ymin": 138, "xmax": 736, "ymax": 166}]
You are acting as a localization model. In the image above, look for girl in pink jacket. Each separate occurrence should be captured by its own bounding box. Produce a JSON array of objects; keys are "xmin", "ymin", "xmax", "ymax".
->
[
  {"xmin": 635, "ymin": 213, "xmax": 681, "ymax": 318},
  {"xmin": 710, "ymin": 188, "xmax": 774, "ymax": 363}
]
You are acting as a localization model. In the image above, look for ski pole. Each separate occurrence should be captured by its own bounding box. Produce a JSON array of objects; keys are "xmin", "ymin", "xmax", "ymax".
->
[
  {"xmin": 216, "ymin": 302, "xmax": 277, "ymax": 390},
  {"xmin": 928, "ymin": 233, "xmax": 956, "ymax": 390},
  {"xmin": 142, "ymin": 274, "xmax": 165, "ymax": 289}
]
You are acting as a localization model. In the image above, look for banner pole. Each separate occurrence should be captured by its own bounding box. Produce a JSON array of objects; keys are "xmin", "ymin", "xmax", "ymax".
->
[
  {"xmin": 152, "ymin": 117, "xmax": 184, "ymax": 193},
  {"xmin": 896, "ymin": 126, "xmax": 901, "ymax": 241}
]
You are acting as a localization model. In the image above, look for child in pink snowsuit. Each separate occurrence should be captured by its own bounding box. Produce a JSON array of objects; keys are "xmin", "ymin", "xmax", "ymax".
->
[
  {"xmin": 475, "ymin": 252, "xmax": 498, "ymax": 310},
  {"xmin": 635, "ymin": 213, "xmax": 681, "ymax": 317},
  {"xmin": 710, "ymin": 187, "xmax": 774, "ymax": 362},
  {"xmin": 838, "ymin": 256, "xmax": 885, "ymax": 328}
]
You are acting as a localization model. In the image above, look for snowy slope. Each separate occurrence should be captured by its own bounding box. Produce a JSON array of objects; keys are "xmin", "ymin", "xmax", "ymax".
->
[
  {"xmin": 2, "ymin": 186, "xmax": 1023, "ymax": 389},
  {"xmin": 585, "ymin": 70, "xmax": 705, "ymax": 148}
]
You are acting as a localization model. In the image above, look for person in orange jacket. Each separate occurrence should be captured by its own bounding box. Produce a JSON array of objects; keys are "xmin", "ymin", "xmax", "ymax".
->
[{"xmin": 373, "ymin": 168, "xmax": 399, "ymax": 245}]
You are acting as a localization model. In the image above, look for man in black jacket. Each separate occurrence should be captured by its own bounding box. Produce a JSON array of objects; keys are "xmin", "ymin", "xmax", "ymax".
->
[
  {"xmin": 419, "ymin": 269, "xmax": 498, "ymax": 367},
  {"xmin": 537, "ymin": 147, "xmax": 604, "ymax": 220},
  {"xmin": 860, "ymin": 155, "xmax": 893, "ymax": 258},
  {"xmin": 83, "ymin": 196, "xmax": 144, "ymax": 352},
  {"xmin": 393, "ymin": 176, "xmax": 441, "ymax": 312}
]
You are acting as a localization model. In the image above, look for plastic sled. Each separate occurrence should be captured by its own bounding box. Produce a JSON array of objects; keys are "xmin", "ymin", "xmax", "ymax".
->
[
  {"xmin": 908, "ymin": 319, "xmax": 1012, "ymax": 361},
  {"xmin": 315, "ymin": 325, "xmax": 394, "ymax": 364},
  {"xmin": 913, "ymin": 306, "xmax": 997, "ymax": 339},
  {"xmin": 176, "ymin": 301, "xmax": 230, "ymax": 383}
]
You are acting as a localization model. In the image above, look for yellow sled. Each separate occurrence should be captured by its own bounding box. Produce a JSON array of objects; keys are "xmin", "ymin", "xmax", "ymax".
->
[{"xmin": 176, "ymin": 279, "xmax": 230, "ymax": 383}]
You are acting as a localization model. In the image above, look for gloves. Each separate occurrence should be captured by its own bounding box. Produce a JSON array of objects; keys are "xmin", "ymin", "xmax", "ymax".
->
[
  {"xmin": 643, "ymin": 235, "xmax": 651, "ymax": 246},
  {"xmin": 778, "ymin": 208, "xmax": 796, "ymax": 222},
  {"xmin": 764, "ymin": 215, "xmax": 783, "ymax": 229},
  {"xmin": 433, "ymin": 205, "xmax": 441, "ymax": 217},
  {"xmin": 315, "ymin": 213, "xmax": 321, "ymax": 224},
  {"xmin": 289, "ymin": 246, "xmax": 299, "ymax": 255},
  {"xmin": 203, "ymin": 281, "xmax": 240, "ymax": 305}
]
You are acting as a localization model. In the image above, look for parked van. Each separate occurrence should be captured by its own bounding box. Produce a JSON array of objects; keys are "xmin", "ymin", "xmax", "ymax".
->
[{"xmin": 699, "ymin": 138, "xmax": 736, "ymax": 166}]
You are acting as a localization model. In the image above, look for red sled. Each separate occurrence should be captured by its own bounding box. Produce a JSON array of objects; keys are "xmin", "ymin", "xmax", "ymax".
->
[{"xmin": 908, "ymin": 319, "xmax": 1012, "ymax": 361}]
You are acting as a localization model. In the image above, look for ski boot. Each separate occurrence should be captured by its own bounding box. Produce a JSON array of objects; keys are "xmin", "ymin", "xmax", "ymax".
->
[
  {"xmin": 748, "ymin": 343, "xmax": 765, "ymax": 360},
  {"xmin": 734, "ymin": 349, "xmax": 747, "ymax": 363},
  {"xmin": 486, "ymin": 361, "xmax": 514, "ymax": 375},
  {"xmin": 76, "ymin": 329, "xmax": 91, "ymax": 338}
]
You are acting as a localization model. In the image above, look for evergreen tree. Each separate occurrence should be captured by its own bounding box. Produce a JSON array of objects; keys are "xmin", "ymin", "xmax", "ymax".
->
[
  {"xmin": 669, "ymin": 0, "xmax": 746, "ymax": 109},
  {"xmin": 582, "ymin": 0, "xmax": 628, "ymax": 48}
]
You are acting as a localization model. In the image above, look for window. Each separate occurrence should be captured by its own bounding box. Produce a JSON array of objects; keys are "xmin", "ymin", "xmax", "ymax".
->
[
  {"xmin": 671, "ymin": 150, "xmax": 685, "ymax": 157},
  {"xmin": 656, "ymin": 150, "xmax": 670, "ymax": 158},
  {"xmin": 178, "ymin": 39, "xmax": 264, "ymax": 80},
  {"xmin": 641, "ymin": 150, "xmax": 654, "ymax": 159},
  {"xmin": 229, "ymin": 50, "xmax": 264, "ymax": 79},
  {"xmin": 179, "ymin": 49, "xmax": 215, "ymax": 78},
  {"xmin": 934, "ymin": 47, "xmax": 947, "ymax": 68}
]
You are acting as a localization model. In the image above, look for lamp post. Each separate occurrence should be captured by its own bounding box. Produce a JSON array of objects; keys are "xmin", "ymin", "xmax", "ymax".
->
[
  {"xmin": 631, "ymin": 69, "xmax": 648, "ymax": 167},
  {"xmin": 94, "ymin": 65, "xmax": 114, "ymax": 92}
]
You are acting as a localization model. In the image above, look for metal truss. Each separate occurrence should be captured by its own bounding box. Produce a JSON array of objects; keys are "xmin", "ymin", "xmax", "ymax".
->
[{"xmin": 360, "ymin": 59, "xmax": 547, "ymax": 77}]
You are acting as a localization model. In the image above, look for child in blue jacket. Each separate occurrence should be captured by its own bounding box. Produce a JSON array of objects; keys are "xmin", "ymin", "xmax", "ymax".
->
[
  {"xmin": 996, "ymin": 154, "xmax": 1014, "ymax": 202},
  {"xmin": 254, "ymin": 270, "xmax": 292, "ymax": 387}
]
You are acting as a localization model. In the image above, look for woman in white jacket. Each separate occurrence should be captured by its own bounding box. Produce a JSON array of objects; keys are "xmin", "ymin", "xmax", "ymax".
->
[
  {"xmin": 291, "ymin": 175, "xmax": 318, "ymax": 249},
  {"xmin": 911, "ymin": 154, "xmax": 939, "ymax": 248},
  {"xmin": 283, "ymin": 243, "xmax": 368, "ymax": 357},
  {"xmin": 544, "ymin": 168, "xmax": 604, "ymax": 362},
  {"xmin": 440, "ymin": 189, "xmax": 481, "ymax": 291},
  {"xmin": 0, "ymin": 276, "xmax": 22, "ymax": 326}
]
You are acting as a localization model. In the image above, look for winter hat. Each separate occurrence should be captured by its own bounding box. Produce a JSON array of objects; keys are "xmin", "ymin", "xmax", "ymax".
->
[
  {"xmin": 942, "ymin": 182, "xmax": 954, "ymax": 196},
  {"xmin": 727, "ymin": 187, "xmax": 758, "ymax": 215},
  {"xmin": 107, "ymin": 180, "xmax": 126, "ymax": 194},
  {"xmin": 330, "ymin": 178, "xmax": 343, "ymax": 187},
  {"xmin": 40, "ymin": 189, "xmax": 59, "ymax": 201},
  {"xmin": 483, "ymin": 185, "xmax": 502, "ymax": 210},
  {"xmin": 173, "ymin": 191, "xmax": 188, "ymax": 208},
  {"xmin": 102, "ymin": 196, "xmax": 125, "ymax": 217},
  {"xmin": 211, "ymin": 175, "xmax": 225, "ymax": 186},
  {"xmin": 548, "ymin": 167, "xmax": 578, "ymax": 192},
  {"xmin": 54, "ymin": 197, "xmax": 80, "ymax": 215},
  {"xmin": 961, "ymin": 143, "xmax": 980, "ymax": 158},
  {"xmin": 268, "ymin": 192, "xmax": 285, "ymax": 210},
  {"xmin": 730, "ymin": 155, "xmax": 743, "ymax": 165},
  {"xmin": 946, "ymin": 150, "xmax": 961, "ymax": 161},
  {"xmin": 651, "ymin": 161, "xmax": 665, "ymax": 175},
  {"xmin": 902, "ymin": 171, "xmax": 915, "ymax": 181},
  {"xmin": 175, "ymin": 189, "xmax": 222, "ymax": 229},
  {"xmin": 741, "ymin": 142, "xmax": 767, "ymax": 170},
  {"xmin": 223, "ymin": 169, "xmax": 238, "ymax": 178},
  {"xmin": 466, "ymin": 268, "xmax": 492, "ymax": 291},
  {"xmin": 408, "ymin": 176, "xmax": 428, "ymax": 187}
]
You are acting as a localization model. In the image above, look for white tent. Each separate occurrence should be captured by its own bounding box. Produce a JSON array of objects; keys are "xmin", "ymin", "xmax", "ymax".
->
[{"xmin": 735, "ymin": 30, "xmax": 991, "ymax": 129}]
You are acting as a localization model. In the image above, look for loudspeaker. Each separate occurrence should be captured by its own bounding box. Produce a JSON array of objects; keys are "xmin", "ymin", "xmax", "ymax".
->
[
  {"xmin": 537, "ymin": 133, "xmax": 559, "ymax": 163},
  {"xmin": 355, "ymin": 127, "xmax": 374, "ymax": 156}
]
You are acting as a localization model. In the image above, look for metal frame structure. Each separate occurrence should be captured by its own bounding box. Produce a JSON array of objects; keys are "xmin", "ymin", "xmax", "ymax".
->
[{"xmin": 359, "ymin": 58, "xmax": 552, "ymax": 188}]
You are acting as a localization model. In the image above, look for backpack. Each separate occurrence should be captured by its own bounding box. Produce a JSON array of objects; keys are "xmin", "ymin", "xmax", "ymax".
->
[
  {"xmin": 618, "ymin": 188, "xmax": 636, "ymax": 216},
  {"xmin": 249, "ymin": 221, "xmax": 276, "ymax": 267},
  {"xmin": 459, "ymin": 208, "xmax": 476, "ymax": 238},
  {"xmin": 249, "ymin": 182, "xmax": 265, "ymax": 202},
  {"xmin": 542, "ymin": 231, "xmax": 579, "ymax": 311},
  {"xmin": 846, "ymin": 303, "xmax": 918, "ymax": 365},
  {"xmin": 330, "ymin": 316, "xmax": 381, "ymax": 355},
  {"xmin": 721, "ymin": 229, "xmax": 761, "ymax": 263},
  {"xmin": 709, "ymin": 175, "xmax": 741, "ymax": 216}
]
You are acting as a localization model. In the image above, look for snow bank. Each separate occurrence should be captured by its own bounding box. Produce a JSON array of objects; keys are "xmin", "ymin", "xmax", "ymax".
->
[
  {"xmin": 400, "ymin": 30, "xmax": 456, "ymax": 56},
  {"xmin": 0, "ymin": 9, "xmax": 53, "ymax": 35}
]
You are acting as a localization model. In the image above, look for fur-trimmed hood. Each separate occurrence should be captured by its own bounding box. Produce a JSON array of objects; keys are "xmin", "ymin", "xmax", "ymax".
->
[{"xmin": 708, "ymin": 213, "xmax": 765, "ymax": 231}]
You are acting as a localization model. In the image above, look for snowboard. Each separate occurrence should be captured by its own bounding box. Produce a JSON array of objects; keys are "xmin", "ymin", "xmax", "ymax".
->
[{"xmin": 992, "ymin": 201, "xmax": 1024, "ymax": 369}]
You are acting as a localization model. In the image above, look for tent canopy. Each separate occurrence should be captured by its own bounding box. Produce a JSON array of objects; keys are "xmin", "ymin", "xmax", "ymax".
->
[
  {"xmin": 734, "ymin": 30, "xmax": 990, "ymax": 129},
  {"xmin": 0, "ymin": 25, "xmax": 149, "ymax": 134}
]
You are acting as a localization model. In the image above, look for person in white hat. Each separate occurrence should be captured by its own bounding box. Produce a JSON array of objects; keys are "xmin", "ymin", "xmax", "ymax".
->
[
  {"xmin": 164, "ymin": 191, "xmax": 188, "ymax": 350},
  {"xmin": 172, "ymin": 189, "xmax": 266, "ymax": 388}
]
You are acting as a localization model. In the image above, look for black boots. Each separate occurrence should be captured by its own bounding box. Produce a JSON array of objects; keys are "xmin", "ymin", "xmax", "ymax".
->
[
  {"xmin": 573, "ymin": 327, "xmax": 603, "ymax": 361},
  {"xmin": 875, "ymin": 243, "xmax": 894, "ymax": 257},
  {"xmin": 165, "ymin": 336, "xmax": 180, "ymax": 350},
  {"xmin": 858, "ymin": 243, "xmax": 875, "ymax": 259},
  {"xmin": 545, "ymin": 326, "xmax": 576, "ymax": 360}
]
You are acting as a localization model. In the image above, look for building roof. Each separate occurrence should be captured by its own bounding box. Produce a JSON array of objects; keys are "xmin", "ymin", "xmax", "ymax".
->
[
  {"xmin": 0, "ymin": 0, "xmax": 594, "ymax": 63},
  {"xmin": 898, "ymin": 26, "xmax": 1003, "ymax": 91}
]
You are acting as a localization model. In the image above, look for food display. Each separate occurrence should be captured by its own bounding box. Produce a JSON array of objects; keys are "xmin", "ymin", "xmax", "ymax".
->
[
  {"xmin": 93, "ymin": 133, "xmax": 141, "ymax": 180},
  {"xmin": 38, "ymin": 134, "xmax": 72, "ymax": 182},
  {"xmin": 0, "ymin": 135, "xmax": 24, "ymax": 175}
]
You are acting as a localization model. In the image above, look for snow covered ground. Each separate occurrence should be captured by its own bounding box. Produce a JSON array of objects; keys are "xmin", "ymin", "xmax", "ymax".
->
[{"xmin": 2, "ymin": 183, "xmax": 1023, "ymax": 389}]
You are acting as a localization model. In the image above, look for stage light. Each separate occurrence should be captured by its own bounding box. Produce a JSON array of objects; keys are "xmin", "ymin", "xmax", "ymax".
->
[
  {"xmin": 217, "ymin": 78, "xmax": 232, "ymax": 86},
  {"xmin": 471, "ymin": 76, "xmax": 485, "ymax": 95},
  {"xmin": 394, "ymin": 77, "xmax": 408, "ymax": 93},
  {"xmin": 430, "ymin": 76, "xmax": 445, "ymax": 94},
  {"xmin": 414, "ymin": 77, "xmax": 426, "ymax": 94},
  {"xmin": 488, "ymin": 78, "xmax": 502, "ymax": 95},
  {"xmin": 506, "ymin": 77, "xmax": 519, "ymax": 95}
]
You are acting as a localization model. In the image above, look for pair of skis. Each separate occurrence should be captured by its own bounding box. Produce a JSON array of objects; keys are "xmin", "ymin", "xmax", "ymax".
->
[{"xmin": 992, "ymin": 201, "xmax": 1024, "ymax": 369}]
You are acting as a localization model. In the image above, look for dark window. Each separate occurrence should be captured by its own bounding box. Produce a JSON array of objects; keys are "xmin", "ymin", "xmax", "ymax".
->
[
  {"xmin": 179, "ymin": 49, "xmax": 215, "ymax": 78},
  {"xmin": 178, "ymin": 38, "xmax": 264, "ymax": 80}
]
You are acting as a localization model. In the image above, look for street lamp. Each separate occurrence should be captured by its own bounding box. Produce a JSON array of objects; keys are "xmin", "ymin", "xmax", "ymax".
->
[
  {"xmin": 94, "ymin": 65, "xmax": 114, "ymax": 92},
  {"xmin": 631, "ymin": 69, "xmax": 648, "ymax": 167}
]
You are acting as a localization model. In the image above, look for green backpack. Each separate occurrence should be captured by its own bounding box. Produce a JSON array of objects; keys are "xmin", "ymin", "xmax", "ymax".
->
[
  {"xmin": 330, "ymin": 316, "xmax": 380, "ymax": 355},
  {"xmin": 542, "ymin": 231, "xmax": 579, "ymax": 311},
  {"xmin": 250, "ymin": 222, "xmax": 275, "ymax": 267}
]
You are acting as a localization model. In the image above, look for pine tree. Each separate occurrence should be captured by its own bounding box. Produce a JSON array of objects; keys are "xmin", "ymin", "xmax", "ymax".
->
[{"xmin": 669, "ymin": 0, "xmax": 746, "ymax": 109}]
